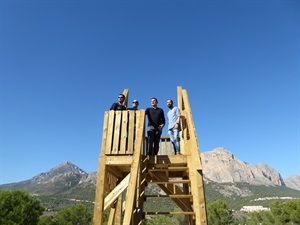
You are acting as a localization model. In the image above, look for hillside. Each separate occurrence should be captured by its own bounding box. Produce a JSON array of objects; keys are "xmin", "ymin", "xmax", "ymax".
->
[{"xmin": 1, "ymin": 148, "xmax": 299, "ymax": 211}]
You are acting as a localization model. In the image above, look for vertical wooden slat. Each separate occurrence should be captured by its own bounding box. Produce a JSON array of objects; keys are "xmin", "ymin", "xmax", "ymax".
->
[
  {"xmin": 127, "ymin": 110, "xmax": 135, "ymax": 154},
  {"xmin": 101, "ymin": 112, "xmax": 109, "ymax": 155},
  {"xmin": 93, "ymin": 155, "xmax": 107, "ymax": 225},
  {"xmin": 115, "ymin": 194, "xmax": 123, "ymax": 224},
  {"xmin": 133, "ymin": 157, "xmax": 147, "ymax": 225},
  {"xmin": 168, "ymin": 138, "xmax": 173, "ymax": 155},
  {"xmin": 122, "ymin": 110, "xmax": 145, "ymax": 225},
  {"xmin": 119, "ymin": 111, "xmax": 128, "ymax": 154},
  {"xmin": 106, "ymin": 111, "xmax": 116, "ymax": 154},
  {"xmin": 112, "ymin": 111, "xmax": 122, "ymax": 154},
  {"xmin": 123, "ymin": 89, "xmax": 129, "ymax": 108},
  {"xmin": 180, "ymin": 115, "xmax": 187, "ymax": 155},
  {"xmin": 159, "ymin": 136, "xmax": 172, "ymax": 155},
  {"xmin": 107, "ymin": 208, "xmax": 115, "ymax": 225}
]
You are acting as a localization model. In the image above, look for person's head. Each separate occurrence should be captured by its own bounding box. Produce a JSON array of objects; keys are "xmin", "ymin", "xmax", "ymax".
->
[
  {"xmin": 150, "ymin": 97, "xmax": 158, "ymax": 108},
  {"xmin": 167, "ymin": 99, "xmax": 173, "ymax": 108},
  {"xmin": 118, "ymin": 94, "xmax": 125, "ymax": 104},
  {"xmin": 132, "ymin": 99, "xmax": 139, "ymax": 109}
]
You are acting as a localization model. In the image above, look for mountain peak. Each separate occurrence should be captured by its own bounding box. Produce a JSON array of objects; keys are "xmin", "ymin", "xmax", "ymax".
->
[
  {"xmin": 31, "ymin": 161, "xmax": 87, "ymax": 183},
  {"xmin": 209, "ymin": 147, "xmax": 235, "ymax": 159},
  {"xmin": 49, "ymin": 161, "xmax": 87, "ymax": 175}
]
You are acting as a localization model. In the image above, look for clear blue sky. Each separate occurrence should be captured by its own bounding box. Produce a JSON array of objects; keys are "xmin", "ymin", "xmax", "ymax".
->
[{"xmin": 1, "ymin": 0, "xmax": 299, "ymax": 184}]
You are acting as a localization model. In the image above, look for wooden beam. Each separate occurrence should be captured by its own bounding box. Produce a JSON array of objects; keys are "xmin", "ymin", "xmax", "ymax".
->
[
  {"xmin": 147, "ymin": 155, "xmax": 187, "ymax": 166},
  {"xmin": 105, "ymin": 156, "xmax": 133, "ymax": 165},
  {"xmin": 104, "ymin": 174, "xmax": 130, "ymax": 210},
  {"xmin": 145, "ymin": 212, "xmax": 195, "ymax": 215},
  {"xmin": 106, "ymin": 166, "xmax": 123, "ymax": 179},
  {"xmin": 187, "ymin": 155, "xmax": 207, "ymax": 225},
  {"xmin": 107, "ymin": 208, "xmax": 115, "ymax": 225},
  {"xmin": 122, "ymin": 110, "xmax": 145, "ymax": 225},
  {"xmin": 115, "ymin": 194, "xmax": 123, "ymax": 224},
  {"xmin": 145, "ymin": 194, "xmax": 193, "ymax": 198},
  {"xmin": 93, "ymin": 155, "xmax": 108, "ymax": 225}
]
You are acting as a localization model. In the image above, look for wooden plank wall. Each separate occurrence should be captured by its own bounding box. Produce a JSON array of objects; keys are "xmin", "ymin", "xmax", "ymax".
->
[{"xmin": 104, "ymin": 110, "xmax": 141, "ymax": 155}]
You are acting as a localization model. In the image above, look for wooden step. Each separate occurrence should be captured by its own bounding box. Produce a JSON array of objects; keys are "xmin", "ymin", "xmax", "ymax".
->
[
  {"xmin": 148, "ymin": 167, "xmax": 189, "ymax": 172},
  {"xmin": 144, "ymin": 211, "xmax": 195, "ymax": 215},
  {"xmin": 148, "ymin": 179, "xmax": 191, "ymax": 184},
  {"xmin": 145, "ymin": 194, "xmax": 193, "ymax": 199},
  {"xmin": 146, "ymin": 155, "xmax": 187, "ymax": 167}
]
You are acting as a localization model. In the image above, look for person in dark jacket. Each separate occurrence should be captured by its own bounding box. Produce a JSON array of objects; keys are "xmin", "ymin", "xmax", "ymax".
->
[
  {"xmin": 145, "ymin": 97, "xmax": 165, "ymax": 156},
  {"xmin": 110, "ymin": 94, "xmax": 127, "ymax": 110}
]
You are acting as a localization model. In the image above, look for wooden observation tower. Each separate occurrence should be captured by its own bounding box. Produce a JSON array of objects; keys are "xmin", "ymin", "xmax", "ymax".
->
[{"xmin": 93, "ymin": 86, "xmax": 207, "ymax": 225}]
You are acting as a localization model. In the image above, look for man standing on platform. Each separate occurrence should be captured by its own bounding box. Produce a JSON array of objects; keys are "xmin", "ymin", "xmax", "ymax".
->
[
  {"xmin": 166, "ymin": 99, "xmax": 181, "ymax": 155},
  {"xmin": 145, "ymin": 97, "xmax": 165, "ymax": 156}
]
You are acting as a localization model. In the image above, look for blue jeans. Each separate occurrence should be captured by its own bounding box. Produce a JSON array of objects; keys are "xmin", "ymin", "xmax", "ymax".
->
[{"xmin": 168, "ymin": 128, "xmax": 180, "ymax": 154}]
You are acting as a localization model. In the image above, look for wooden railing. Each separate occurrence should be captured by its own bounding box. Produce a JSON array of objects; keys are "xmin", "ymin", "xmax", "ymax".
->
[
  {"xmin": 144, "ymin": 136, "xmax": 175, "ymax": 156},
  {"xmin": 102, "ymin": 110, "xmax": 145, "ymax": 155},
  {"xmin": 102, "ymin": 110, "xmax": 178, "ymax": 156}
]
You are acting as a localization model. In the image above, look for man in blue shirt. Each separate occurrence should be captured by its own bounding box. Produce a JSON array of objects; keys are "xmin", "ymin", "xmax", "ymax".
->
[{"xmin": 167, "ymin": 99, "xmax": 181, "ymax": 155}]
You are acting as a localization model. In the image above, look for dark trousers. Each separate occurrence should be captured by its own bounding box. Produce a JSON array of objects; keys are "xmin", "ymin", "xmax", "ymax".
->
[{"xmin": 147, "ymin": 128, "xmax": 161, "ymax": 156}]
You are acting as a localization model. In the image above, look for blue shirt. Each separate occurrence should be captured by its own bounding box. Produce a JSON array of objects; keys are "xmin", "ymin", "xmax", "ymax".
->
[{"xmin": 167, "ymin": 106, "xmax": 181, "ymax": 130}]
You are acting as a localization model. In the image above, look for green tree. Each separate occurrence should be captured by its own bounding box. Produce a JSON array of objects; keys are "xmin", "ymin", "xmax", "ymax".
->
[
  {"xmin": 38, "ymin": 204, "xmax": 92, "ymax": 225},
  {"xmin": 245, "ymin": 199, "xmax": 300, "ymax": 225},
  {"xmin": 144, "ymin": 215, "xmax": 181, "ymax": 225},
  {"xmin": 53, "ymin": 204, "xmax": 92, "ymax": 225},
  {"xmin": 247, "ymin": 210, "xmax": 275, "ymax": 225},
  {"xmin": 270, "ymin": 199, "xmax": 300, "ymax": 225},
  {"xmin": 207, "ymin": 199, "xmax": 236, "ymax": 225},
  {"xmin": 38, "ymin": 215, "xmax": 57, "ymax": 225},
  {"xmin": 0, "ymin": 189, "xmax": 44, "ymax": 225}
]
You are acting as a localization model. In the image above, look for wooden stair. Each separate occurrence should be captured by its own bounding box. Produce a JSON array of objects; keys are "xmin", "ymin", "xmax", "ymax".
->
[{"xmin": 142, "ymin": 155, "xmax": 205, "ymax": 224}]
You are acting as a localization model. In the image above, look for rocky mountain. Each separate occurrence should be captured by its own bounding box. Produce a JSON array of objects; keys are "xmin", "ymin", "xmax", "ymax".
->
[
  {"xmin": 201, "ymin": 148, "xmax": 285, "ymax": 186},
  {"xmin": 1, "ymin": 148, "xmax": 299, "ymax": 198},
  {"xmin": 284, "ymin": 174, "xmax": 300, "ymax": 191},
  {"xmin": 0, "ymin": 161, "xmax": 93, "ymax": 196},
  {"xmin": 201, "ymin": 148, "xmax": 300, "ymax": 190}
]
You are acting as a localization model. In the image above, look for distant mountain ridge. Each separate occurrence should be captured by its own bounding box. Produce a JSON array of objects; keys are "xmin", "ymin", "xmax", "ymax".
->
[
  {"xmin": 201, "ymin": 148, "xmax": 287, "ymax": 186},
  {"xmin": 1, "ymin": 148, "xmax": 299, "ymax": 193}
]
